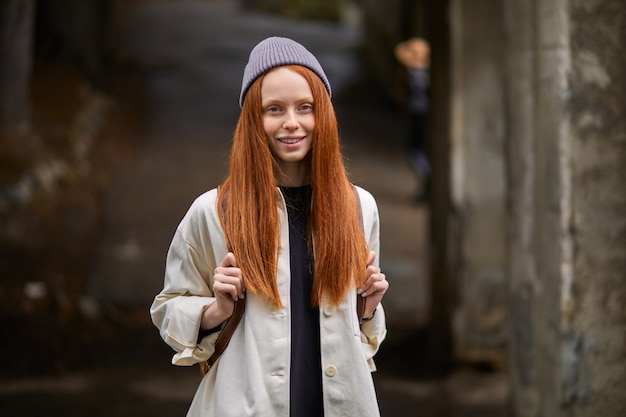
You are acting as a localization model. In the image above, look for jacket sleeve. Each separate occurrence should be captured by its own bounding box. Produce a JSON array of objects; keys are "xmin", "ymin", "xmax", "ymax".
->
[
  {"xmin": 356, "ymin": 186, "xmax": 388, "ymax": 371},
  {"xmin": 150, "ymin": 202, "xmax": 221, "ymax": 366}
]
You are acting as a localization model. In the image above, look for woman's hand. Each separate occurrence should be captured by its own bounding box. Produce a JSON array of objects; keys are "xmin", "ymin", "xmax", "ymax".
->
[
  {"xmin": 358, "ymin": 251, "xmax": 389, "ymax": 320},
  {"xmin": 201, "ymin": 252, "xmax": 245, "ymax": 330}
]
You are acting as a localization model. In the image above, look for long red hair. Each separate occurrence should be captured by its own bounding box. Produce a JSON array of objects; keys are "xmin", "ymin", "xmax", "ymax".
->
[{"xmin": 218, "ymin": 65, "xmax": 368, "ymax": 308}]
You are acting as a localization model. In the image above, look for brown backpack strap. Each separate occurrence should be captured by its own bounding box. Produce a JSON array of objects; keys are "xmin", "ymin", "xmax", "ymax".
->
[
  {"xmin": 210, "ymin": 298, "xmax": 245, "ymax": 368},
  {"xmin": 199, "ymin": 296, "xmax": 245, "ymax": 376},
  {"xmin": 356, "ymin": 287, "xmax": 366, "ymax": 323}
]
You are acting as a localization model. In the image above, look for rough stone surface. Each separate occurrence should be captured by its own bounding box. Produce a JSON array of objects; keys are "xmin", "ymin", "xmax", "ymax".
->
[
  {"xmin": 505, "ymin": 0, "xmax": 626, "ymax": 415},
  {"xmin": 449, "ymin": 0, "xmax": 508, "ymax": 357}
]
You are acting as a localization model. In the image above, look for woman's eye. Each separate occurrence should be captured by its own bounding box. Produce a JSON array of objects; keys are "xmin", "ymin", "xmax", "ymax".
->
[
  {"xmin": 266, "ymin": 106, "xmax": 281, "ymax": 113},
  {"xmin": 299, "ymin": 104, "xmax": 313, "ymax": 112}
]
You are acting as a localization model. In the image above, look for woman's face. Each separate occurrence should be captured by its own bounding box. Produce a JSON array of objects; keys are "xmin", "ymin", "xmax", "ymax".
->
[{"xmin": 261, "ymin": 67, "xmax": 315, "ymax": 183}]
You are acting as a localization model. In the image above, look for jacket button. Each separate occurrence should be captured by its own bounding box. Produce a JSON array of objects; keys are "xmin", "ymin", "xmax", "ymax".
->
[
  {"xmin": 325, "ymin": 365, "xmax": 337, "ymax": 377},
  {"xmin": 323, "ymin": 305, "xmax": 335, "ymax": 317}
]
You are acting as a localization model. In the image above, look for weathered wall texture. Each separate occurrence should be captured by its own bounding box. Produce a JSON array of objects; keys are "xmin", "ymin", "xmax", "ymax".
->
[
  {"xmin": 359, "ymin": 2, "xmax": 626, "ymax": 405},
  {"xmin": 565, "ymin": 0, "xmax": 626, "ymax": 413},
  {"xmin": 449, "ymin": 0, "xmax": 508, "ymax": 359},
  {"xmin": 505, "ymin": 0, "xmax": 626, "ymax": 415},
  {"xmin": 503, "ymin": 1, "xmax": 540, "ymax": 414}
]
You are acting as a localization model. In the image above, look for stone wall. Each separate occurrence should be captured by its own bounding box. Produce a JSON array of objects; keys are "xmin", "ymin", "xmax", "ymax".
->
[
  {"xmin": 448, "ymin": 0, "xmax": 508, "ymax": 361},
  {"xmin": 358, "ymin": 2, "xmax": 626, "ymax": 409},
  {"xmin": 505, "ymin": 0, "xmax": 626, "ymax": 415}
]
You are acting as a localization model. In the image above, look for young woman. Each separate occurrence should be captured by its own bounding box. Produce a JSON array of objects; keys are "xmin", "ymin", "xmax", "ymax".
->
[{"xmin": 151, "ymin": 37, "xmax": 389, "ymax": 417}]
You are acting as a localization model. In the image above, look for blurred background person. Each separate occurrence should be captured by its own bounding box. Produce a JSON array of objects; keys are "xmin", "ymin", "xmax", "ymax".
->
[{"xmin": 394, "ymin": 37, "xmax": 431, "ymax": 203}]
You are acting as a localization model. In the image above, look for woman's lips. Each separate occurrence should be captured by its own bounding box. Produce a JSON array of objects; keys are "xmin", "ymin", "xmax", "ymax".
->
[{"xmin": 278, "ymin": 136, "xmax": 305, "ymax": 144}]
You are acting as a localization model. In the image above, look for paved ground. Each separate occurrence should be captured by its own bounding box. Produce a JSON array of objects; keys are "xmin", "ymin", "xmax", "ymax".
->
[{"xmin": 0, "ymin": 1, "xmax": 508, "ymax": 416}]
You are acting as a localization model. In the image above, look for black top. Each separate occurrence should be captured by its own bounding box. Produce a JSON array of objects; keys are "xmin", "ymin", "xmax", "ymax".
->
[{"xmin": 281, "ymin": 186, "xmax": 324, "ymax": 417}]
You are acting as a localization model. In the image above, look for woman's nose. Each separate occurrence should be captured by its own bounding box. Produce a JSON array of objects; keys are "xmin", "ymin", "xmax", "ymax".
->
[{"xmin": 283, "ymin": 111, "xmax": 299, "ymax": 129}]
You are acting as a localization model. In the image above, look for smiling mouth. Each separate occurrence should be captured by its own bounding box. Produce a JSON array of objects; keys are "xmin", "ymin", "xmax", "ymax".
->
[{"xmin": 278, "ymin": 137, "xmax": 304, "ymax": 144}]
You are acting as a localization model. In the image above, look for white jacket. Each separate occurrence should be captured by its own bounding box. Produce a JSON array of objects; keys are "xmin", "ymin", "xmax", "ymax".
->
[{"xmin": 150, "ymin": 186, "xmax": 387, "ymax": 417}]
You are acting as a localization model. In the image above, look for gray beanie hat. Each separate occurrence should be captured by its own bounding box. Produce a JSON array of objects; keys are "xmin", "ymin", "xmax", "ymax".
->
[{"xmin": 239, "ymin": 37, "xmax": 332, "ymax": 107}]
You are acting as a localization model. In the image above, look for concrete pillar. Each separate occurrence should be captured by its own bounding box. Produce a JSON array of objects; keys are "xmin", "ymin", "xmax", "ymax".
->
[
  {"xmin": 504, "ymin": 0, "xmax": 626, "ymax": 415},
  {"xmin": 503, "ymin": 0, "xmax": 540, "ymax": 413},
  {"xmin": 449, "ymin": 0, "xmax": 508, "ymax": 361}
]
